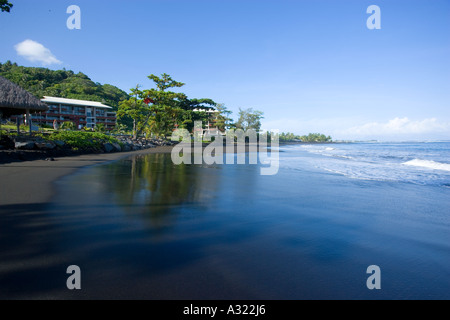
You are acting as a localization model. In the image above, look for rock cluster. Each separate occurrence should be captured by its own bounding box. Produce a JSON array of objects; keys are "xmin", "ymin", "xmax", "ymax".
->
[
  {"xmin": 0, "ymin": 135, "xmax": 174, "ymax": 153},
  {"xmin": 115, "ymin": 136, "xmax": 174, "ymax": 152},
  {"xmin": 11, "ymin": 136, "xmax": 60, "ymax": 151},
  {"xmin": 0, "ymin": 134, "xmax": 176, "ymax": 164}
]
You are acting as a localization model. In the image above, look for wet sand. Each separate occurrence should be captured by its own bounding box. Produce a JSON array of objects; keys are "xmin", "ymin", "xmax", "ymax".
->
[
  {"xmin": 1, "ymin": 143, "xmax": 449, "ymax": 299},
  {"xmin": 0, "ymin": 146, "xmax": 175, "ymax": 206},
  {"xmin": 0, "ymin": 143, "xmax": 273, "ymax": 299},
  {"xmin": 0, "ymin": 143, "xmax": 266, "ymax": 206}
]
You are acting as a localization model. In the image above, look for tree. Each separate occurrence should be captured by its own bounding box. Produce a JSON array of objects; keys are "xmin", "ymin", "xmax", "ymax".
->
[
  {"xmin": 178, "ymin": 97, "xmax": 217, "ymax": 132},
  {"xmin": 279, "ymin": 132, "xmax": 301, "ymax": 142},
  {"xmin": 142, "ymin": 73, "xmax": 187, "ymax": 137},
  {"xmin": 95, "ymin": 123, "xmax": 106, "ymax": 133},
  {"xmin": 112, "ymin": 123, "xmax": 128, "ymax": 134},
  {"xmin": 300, "ymin": 133, "xmax": 332, "ymax": 142},
  {"xmin": 60, "ymin": 121, "xmax": 75, "ymax": 131},
  {"xmin": 147, "ymin": 73, "xmax": 184, "ymax": 92},
  {"xmin": 235, "ymin": 108, "xmax": 264, "ymax": 132},
  {"xmin": 117, "ymin": 85, "xmax": 150, "ymax": 139},
  {"xmin": 117, "ymin": 74, "xmax": 189, "ymax": 138},
  {"xmin": 215, "ymin": 103, "xmax": 234, "ymax": 131},
  {"xmin": 0, "ymin": 0, "xmax": 13, "ymax": 12}
]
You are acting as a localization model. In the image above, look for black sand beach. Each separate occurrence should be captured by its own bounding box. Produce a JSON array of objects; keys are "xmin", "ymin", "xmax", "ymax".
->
[
  {"xmin": 1, "ymin": 143, "xmax": 449, "ymax": 300},
  {"xmin": 0, "ymin": 146, "xmax": 176, "ymax": 206}
]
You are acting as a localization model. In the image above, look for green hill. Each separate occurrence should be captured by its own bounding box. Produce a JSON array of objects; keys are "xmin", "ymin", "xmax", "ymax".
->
[{"xmin": 0, "ymin": 61, "xmax": 129, "ymax": 110}]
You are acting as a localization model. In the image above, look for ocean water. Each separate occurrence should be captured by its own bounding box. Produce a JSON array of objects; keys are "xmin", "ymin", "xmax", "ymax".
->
[
  {"xmin": 0, "ymin": 142, "xmax": 449, "ymax": 299},
  {"xmin": 283, "ymin": 142, "xmax": 450, "ymax": 187}
]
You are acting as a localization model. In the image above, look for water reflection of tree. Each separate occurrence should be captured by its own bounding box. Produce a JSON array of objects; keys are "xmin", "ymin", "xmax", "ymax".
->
[
  {"xmin": 103, "ymin": 152, "xmax": 263, "ymax": 231},
  {"xmin": 104, "ymin": 153, "xmax": 202, "ymax": 229}
]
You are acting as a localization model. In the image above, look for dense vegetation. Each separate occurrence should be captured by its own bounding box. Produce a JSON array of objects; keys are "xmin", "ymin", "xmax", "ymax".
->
[
  {"xmin": 37, "ymin": 131, "xmax": 121, "ymax": 150},
  {"xmin": 117, "ymin": 73, "xmax": 264, "ymax": 138},
  {"xmin": 279, "ymin": 132, "xmax": 332, "ymax": 142},
  {"xmin": 0, "ymin": 61, "xmax": 129, "ymax": 109},
  {"xmin": 0, "ymin": 63, "xmax": 265, "ymax": 137},
  {"xmin": 0, "ymin": 62, "xmax": 333, "ymax": 142},
  {"xmin": 0, "ymin": 0, "xmax": 13, "ymax": 13}
]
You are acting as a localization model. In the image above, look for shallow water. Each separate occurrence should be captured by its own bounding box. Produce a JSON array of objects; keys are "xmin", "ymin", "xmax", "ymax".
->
[{"xmin": 0, "ymin": 143, "xmax": 449, "ymax": 299}]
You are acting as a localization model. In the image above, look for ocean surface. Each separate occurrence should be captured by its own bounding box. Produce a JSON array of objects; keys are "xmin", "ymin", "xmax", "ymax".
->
[
  {"xmin": 290, "ymin": 142, "xmax": 450, "ymax": 187},
  {"xmin": 1, "ymin": 142, "xmax": 449, "ymax": 299}
]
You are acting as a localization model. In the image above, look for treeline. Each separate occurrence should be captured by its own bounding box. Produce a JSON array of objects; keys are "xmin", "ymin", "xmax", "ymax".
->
[
  {"xmin": 117, "ymin": 73, "xmax": 264, "ymax": 138},
  {"xmin": 279, "ymin": 132, "xmax": 332, "ymax": 142},
  {"xmin": 0, "ymin": 61, "xmax": 129, "ymax": 109},
  {"xmin": 0, "ymin": 62, "xmax": 265, "ymax": 137}
]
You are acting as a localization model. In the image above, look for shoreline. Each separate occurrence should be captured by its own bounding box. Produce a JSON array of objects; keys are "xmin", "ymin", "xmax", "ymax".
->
[
  {"xmin": 1, "ymin": 141, "xmax": 448, "ymax": 299},
  {"xmin": 0, "ymin": 143, "xmax": 268, "ymax": 207},
  {"xmin": 0, "ymin": 146, "xmax": 175, "ymax": 206}
]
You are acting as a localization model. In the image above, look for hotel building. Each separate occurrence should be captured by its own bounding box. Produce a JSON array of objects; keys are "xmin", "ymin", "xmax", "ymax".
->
[{"xmin": 30, "ymin": 96, "xmax": 117, "ymax": 130}]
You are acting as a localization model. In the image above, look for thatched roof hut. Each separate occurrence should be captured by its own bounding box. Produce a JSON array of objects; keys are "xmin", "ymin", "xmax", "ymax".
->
[{"xmin": 0, "ymin": 76, "xmax": 48, "ymax": 117}]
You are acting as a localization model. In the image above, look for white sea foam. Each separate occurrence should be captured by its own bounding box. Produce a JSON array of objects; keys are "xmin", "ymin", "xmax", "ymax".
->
[
  {"xmin": 286, "ymin": 143, "xmax": 450, "ymax": 186},
  {"xmin": 403, "ymin": 159, "xmax": 450, "ymax": 172},
  {"xmin": 333, "ymin": 154, "xmax": 353, "ymax": 160}
]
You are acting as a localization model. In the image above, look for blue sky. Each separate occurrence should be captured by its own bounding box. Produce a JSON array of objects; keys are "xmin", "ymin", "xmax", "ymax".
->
[{"xmin": 1, "ymin": 0, "xmax": 449, "ymax": 140}]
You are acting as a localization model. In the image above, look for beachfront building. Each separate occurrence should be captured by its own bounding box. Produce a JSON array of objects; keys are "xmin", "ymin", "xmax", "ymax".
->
[
  {"xmin": 193, "ymin": 108, "xmax": 223, "ymax": 136},
  {"xmin": 14, "ymin": 96, "xmax": 117, "ymax": 130}
]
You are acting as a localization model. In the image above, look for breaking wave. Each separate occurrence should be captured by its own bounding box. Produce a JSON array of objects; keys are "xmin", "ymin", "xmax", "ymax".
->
[{"xmin": 403, "ymin": 159, "xmax": 450, "ymax": 172}]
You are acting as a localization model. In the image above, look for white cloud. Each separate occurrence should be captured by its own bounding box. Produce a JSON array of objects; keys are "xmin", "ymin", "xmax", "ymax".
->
[
  {"xmin": 262, "ymin": 116, "xmax": 450, "ymax": 141},
  {"xmin": 342, "ymin": 117, "xmax": 450, "ymax": 136},
  {"xmin": 14, "ymin": 39, "xmax": 62, "ymax": 65}
]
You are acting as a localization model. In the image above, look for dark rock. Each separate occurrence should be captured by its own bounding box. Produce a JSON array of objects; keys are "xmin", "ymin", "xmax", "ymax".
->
[
  {"xmin": 35, "ymin": 142, "xmax": 56, "ymax": 150},
  {"xmin": 54, "ymin": 140, "xmax": 66, "ymax": 147},
  {"xmin": 15, "ymin": 141, "xmax": 35, "ymax": 150},
  {"xmin": 111, "ymin": 143, "xmax": 122, "ymax": 152},
  {"xmin": 122, "ymin": 144, "xmax": 132, "ymax": 152},
  {"xmin": 0, "ymin": 136, "xmax": 14, "ymax": 149},
  {"xmin": 103, "ymin": 143, "xmax": 114, "ymax": 153}
]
